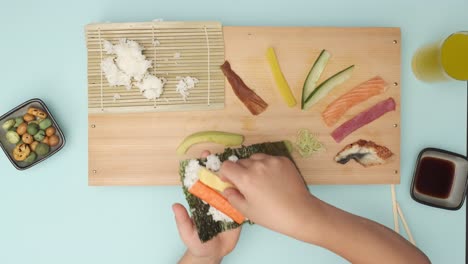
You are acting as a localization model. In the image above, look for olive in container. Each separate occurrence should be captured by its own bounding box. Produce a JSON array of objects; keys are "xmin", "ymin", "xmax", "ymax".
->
[{"xmin": 0, "ymin": 98, "xmax": 66, "ymax": 170}]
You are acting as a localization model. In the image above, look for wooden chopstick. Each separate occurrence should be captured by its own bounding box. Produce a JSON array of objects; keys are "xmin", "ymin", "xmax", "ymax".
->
[
  {"xmin": 397, "ymin": 202, "xmax": 416, "ymax": 246},
  {"xmin": 391, "ymin": 184, "xmax": 400, "ymax": 234},
  {"xmin": 390, "ymin": 184, "xmax": 416, "ymax": 245}
]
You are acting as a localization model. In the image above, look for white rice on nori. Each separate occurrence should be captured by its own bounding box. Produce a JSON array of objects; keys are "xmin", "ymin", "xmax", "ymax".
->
[
  {"xmin": 205, "ymin": 154, "xmax": 221, "ymax": 171},
  {"xmin": 184, "ymin": 157, "xmax": 233, "ymax": 223},
  {"xmin": 180, "ymin": 141, "xmax": 294, "ymax": 242},
  {"xmin": 207, "ymin": 206, "xmax": 234, "ymax": 222},
  {"xmin": 183, "ymin": 159, "xmax": 201, "ymax": 189}
]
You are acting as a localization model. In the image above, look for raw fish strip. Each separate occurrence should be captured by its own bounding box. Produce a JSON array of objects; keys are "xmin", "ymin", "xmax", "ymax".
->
[
  {"xmin": 322, "ymin": 76, "xmax": 387, "ymax": 127},
  {"xmin": 221, "ymin": 61, "xmax": 268, "ymax": 115},
  {"xmin": 331, "ymin": 98, "xmax": 396, "ymax": 143}
]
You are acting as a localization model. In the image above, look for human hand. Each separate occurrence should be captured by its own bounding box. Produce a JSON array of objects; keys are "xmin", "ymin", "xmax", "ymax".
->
[
  {"xmin": 174, "ymin": 151, "xmax": 241, "ymax": 264},
  {"xmin": 216, "ymin": 154, "xmax": 431, "ymax": 264},
  {"xmin": 219, "ymin": 154, "xmax": 324, "ymax": 242}
]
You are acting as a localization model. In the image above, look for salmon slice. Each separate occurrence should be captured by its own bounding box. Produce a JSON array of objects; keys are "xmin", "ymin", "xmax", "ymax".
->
[{"xmin": 322, "ymin": 76, "xmax": 388, "ymax": 127}]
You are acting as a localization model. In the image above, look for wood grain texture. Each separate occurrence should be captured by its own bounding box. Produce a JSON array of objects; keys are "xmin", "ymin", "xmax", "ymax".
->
[{"xmin": 89, "ymin": 26, "xmax": 401, "ymax": 186}]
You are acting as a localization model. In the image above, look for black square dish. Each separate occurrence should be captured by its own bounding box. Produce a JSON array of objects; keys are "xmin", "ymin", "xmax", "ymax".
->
[
  {"xmin": 411, "ymin": 148, "xmax": 468, "ymax": 210},
  {"xmin": 0, "ymin": 98, "xmax": 66, "ymax": 170}
]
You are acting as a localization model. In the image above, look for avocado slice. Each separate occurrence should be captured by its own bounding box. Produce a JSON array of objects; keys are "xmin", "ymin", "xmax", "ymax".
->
[{"xmin": 176, "ymin": 131, "xmax": 244, "ymax": 155}]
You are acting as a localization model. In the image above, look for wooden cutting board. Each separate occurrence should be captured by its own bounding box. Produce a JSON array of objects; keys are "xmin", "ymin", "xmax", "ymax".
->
[{"xmin": 88, "ymin": 26, "xmax": 401, "ymax": 186}]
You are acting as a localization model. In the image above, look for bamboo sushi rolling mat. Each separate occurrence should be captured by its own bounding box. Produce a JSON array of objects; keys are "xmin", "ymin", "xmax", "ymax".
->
[{"xmin": 86, "ymin": 21, "xmax": 224, "ymax": 113}]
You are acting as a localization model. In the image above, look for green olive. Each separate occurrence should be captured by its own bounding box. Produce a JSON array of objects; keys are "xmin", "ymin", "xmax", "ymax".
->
[
  {"xmin": 27, "ymin": 123, "xmax": 39, "ymax": 135},
  {"xmin": 33, "ymin": 130, "xmax": 46, "ymax": 141},
  {"xmin": 6, "ymin": 131, "xmax": 20, "ymax": 144},
  {"xmin": 2, "ymin": 119, "xmax": 15, "ymax": 131},
  {"xmin": 14, "ymin": 117, "xmax": 24, "ymax": 128},
  {"xmin": 24, "ymin": 152, "xmax": 37, "ymax": 163},
  {"xmin": 28, "ymin": 120, "xmax": 40, "ymax": 125},
  {"xmin": 39, "ymin": 118, "xmax": 52, "ymax": 130},
  {"xmin": 35, "ymin": 143, "xmax": 50, "ymax": 156}
]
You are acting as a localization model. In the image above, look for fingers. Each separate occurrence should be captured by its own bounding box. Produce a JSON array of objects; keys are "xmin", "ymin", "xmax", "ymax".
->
[
  {"xmin": 200, "ymin": 150, "xmax": 211, "ymax": 159},
  {"xmin": 219, "ymin": 161, "xmax": 247, "ymax": 185},
  {"xmin": 237, "ymin": 158, "xmax": 253, "ymax": 168},
  {"xmin": 249, "ymin": 153, "xmax": 269, "ymax": 160},
  {"xmin": 172, "ymin": 203, "xmax": 195, "ymax": 242},
  {"xmin": 223, "ymin": 188, "xmax": 248, "ymax": 214}
]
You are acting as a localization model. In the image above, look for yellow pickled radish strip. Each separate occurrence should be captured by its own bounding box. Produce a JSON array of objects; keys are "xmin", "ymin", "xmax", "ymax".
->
[
  {"xmin": 266, "ymin": 47, "xmax": 297, "ymax": 107},
  {"xmin": 198, "ymin": 168, "xmax": 235, "ymax": 192}
]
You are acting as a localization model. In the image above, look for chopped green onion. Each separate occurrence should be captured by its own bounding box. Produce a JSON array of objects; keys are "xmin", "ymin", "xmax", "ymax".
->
[{"xmin": 295, "ymin": 129, "xmax": 324, "ymax": 158}]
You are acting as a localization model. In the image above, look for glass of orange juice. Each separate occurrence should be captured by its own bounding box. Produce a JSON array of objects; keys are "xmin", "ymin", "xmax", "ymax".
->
[{"xmin": 412, "ymin": 31, "xmax": 468, "ymax": 82}]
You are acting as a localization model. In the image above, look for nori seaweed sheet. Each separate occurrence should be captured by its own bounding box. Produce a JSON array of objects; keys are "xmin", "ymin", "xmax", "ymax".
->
[{"xmin": 179, "ymin": 141, "xmax": 296, "ymax": 242}]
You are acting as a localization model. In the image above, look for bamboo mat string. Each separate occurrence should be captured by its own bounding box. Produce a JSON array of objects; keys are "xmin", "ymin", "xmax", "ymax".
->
[
  {"xmin": 152, "ymin": 24, "xmax": 157, "ymax": 108},
  {"xmin": 98, "ymin": 28, "xmax": 104, "ymax": 111},
  {"xmin": 204, "ymin": 26, "xmax": 211, "ymax": 106}
]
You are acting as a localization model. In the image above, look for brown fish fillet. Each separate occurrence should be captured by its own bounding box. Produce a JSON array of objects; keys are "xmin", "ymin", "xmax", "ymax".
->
[{"xmin": 221, "ymin": 61, "xmax": 268, "ymax": 115}]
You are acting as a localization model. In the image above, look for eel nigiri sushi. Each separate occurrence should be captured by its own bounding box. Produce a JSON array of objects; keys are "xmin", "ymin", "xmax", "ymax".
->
[
  {"xmin": 322, "ymin": 76, "xmax": 388, "ymax": 127},
  {"xmin": 335, "ymin": 139, "xmax": 393, "ymax": 167}
]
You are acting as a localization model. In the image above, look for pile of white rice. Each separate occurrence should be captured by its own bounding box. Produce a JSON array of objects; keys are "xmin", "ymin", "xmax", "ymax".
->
[
  {"xmin": 176, "ymin": 76, "xmax": 199, "ymax": 101},
  {"xmin": 100, "ymin": 39, "xmax": 166, "ymax": 100},
  {"xmin": 101, "ymin": 39, "xmax": 201, "ymax": 102}
]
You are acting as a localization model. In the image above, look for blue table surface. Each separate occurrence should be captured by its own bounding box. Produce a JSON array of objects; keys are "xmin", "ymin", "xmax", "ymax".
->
[{"xmin": 1, "ymin": 0, "xmax": 467, "ymax": 263}]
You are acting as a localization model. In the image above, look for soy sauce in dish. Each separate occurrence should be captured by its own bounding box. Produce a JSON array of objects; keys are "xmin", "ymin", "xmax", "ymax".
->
[{"xmin": 415, "ymin": 157, "xmax": 455, "ymax": 198}]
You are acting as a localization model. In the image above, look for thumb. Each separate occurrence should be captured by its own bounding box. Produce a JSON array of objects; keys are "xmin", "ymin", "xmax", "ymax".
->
[
  {"xmin": 223, "ymin": 188, "xmax": 248, "ymax": 214},
  {"xmin": 172, "ymin": 203, "xmax": 195, "ymax": 244}
]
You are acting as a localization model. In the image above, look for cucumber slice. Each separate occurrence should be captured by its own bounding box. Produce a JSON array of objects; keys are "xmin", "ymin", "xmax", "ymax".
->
[
  {"xmin": 301, "ymin": 50, "xmax": 331, "ymax": 109},
  {"xmin": 303, "ymin": 65, "xmax": 355, "ymax": 110}
]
